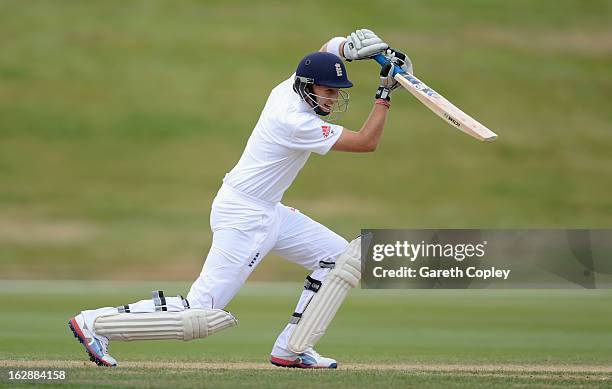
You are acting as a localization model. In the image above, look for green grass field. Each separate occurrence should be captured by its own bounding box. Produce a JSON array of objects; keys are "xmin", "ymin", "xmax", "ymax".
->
[
  {"xmin": 1, "ymin": 0, "xmax": 612, "ymax": 280},
  {"xmin": 1, "ymin": 282, "xmax": 611, "ymax": 388},
  {"xmin": 1, "ymin": 0, "xmax": 612, "ymax": 387}
]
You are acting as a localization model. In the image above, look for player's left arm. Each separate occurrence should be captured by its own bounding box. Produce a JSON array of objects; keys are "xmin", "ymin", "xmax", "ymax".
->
[{"xmin": 320, "ymin": 29, "xmax": 388, "ymax": 61}]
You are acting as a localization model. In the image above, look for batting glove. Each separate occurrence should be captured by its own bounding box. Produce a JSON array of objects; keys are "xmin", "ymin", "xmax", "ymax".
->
[
  {"xmin": 343, "ymin": 29, "xmax": 389, "ymax": 61},
  {"xmin": 385, "ymin": 48, "xmax": 413, "ymax": 75},
  {"xmin": 376, "ymin": 62, "xmax": 394, "ymax": 101},
  {"xmin": 376, "ymin": 48, "xmax": 413, "ymax": 101}
]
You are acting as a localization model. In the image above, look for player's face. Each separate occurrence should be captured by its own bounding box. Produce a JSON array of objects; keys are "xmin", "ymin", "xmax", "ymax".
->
[{"xmin": 312, "ymin": 85, "xmax": 341, "ymax": 113}]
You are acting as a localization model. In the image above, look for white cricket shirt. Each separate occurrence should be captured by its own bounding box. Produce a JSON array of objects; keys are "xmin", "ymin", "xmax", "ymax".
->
[{"xmin": 223, "ymin": 74, "xmax": 343, "ymax": 203}]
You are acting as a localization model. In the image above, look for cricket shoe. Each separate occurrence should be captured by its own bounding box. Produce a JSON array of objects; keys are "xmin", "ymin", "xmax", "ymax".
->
[
  {"xmin": 270, "ymin": 348, "xmax": 337, "ymax": 369},
  {"xmin": 68, "ymin": 313, "xmax": 117, "ymax": 367}
]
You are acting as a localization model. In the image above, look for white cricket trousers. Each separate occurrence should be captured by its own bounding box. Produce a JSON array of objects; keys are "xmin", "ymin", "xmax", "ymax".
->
[{"xmin": 186, "ymin": 184, "xmax": 348, "ymax": 355}]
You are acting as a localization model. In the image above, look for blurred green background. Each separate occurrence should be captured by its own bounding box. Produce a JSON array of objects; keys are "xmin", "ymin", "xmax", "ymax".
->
[{"xmin": 1, "ymin": 0, "xmax": 611, "ymax": 280}]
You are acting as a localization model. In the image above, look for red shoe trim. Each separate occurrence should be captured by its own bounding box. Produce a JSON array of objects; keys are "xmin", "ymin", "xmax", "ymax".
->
[
  {"xmin": 270, "ymin": 356, "xmax": 302, "ymax": 367},
  {"xmin": 69, "ymin": 317, "xmax": 113, "ymax": 367}
]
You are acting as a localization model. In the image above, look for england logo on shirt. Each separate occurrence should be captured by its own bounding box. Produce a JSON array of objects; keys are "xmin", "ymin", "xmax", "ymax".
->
[{"xmin": 321, "ymin": 125, "xmax": 331, "ymax": 138}]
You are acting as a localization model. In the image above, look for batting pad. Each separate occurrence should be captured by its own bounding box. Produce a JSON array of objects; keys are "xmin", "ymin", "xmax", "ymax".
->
[
  {"xmin": 288, "ymin": 236, "xmax": 362, "ymax": 353},
  {"xmin": 94, "ymin": 309, "xmax": 238, "ymax": 341}
]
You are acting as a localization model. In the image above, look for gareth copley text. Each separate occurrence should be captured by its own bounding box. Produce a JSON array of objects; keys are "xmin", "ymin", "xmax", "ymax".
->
[
  {"xmin": 369, "ymin": 240, "xmax": 512, "ymax": 281},
  {"xmin": 372, "ymin": 266, "xmax": 511, "ymax": 280}
]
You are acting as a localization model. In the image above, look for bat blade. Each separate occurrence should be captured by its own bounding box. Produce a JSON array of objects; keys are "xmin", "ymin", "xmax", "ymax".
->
[{"xmin": 394, "ymin": 73, "xmax": 498, "ymax": 142}]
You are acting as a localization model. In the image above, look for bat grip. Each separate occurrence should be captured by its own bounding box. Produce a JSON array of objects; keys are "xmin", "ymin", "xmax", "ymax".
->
[{"xmin": 372, "ymin": 54, "xmax": 405, "ymax": 76}]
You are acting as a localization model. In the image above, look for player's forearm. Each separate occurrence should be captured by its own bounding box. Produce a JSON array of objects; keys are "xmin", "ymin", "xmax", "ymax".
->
[{"xmin": 356, "ymin": 102, "xmax": 389, "ymax": 152}]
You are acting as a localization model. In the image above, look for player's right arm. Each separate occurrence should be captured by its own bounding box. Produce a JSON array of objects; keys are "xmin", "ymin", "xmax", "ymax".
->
[
  {"xmin": 332, "ymin": 103, "xmax": 389, "ymax": 153},
  {"xmin": 332, "ymin": 52, "xmax": 409, "ymax": 153}
]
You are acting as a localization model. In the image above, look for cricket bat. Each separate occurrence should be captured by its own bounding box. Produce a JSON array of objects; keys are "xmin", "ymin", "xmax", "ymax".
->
[{"xmin": 373, "ymin": 54, "xmax": 497, "ymax": 142}]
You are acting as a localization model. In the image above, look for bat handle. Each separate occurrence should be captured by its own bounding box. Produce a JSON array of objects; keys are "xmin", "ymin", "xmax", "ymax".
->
[{"xmin": 372, "ymin": 54, "xmax": 405, "ymax": 76}]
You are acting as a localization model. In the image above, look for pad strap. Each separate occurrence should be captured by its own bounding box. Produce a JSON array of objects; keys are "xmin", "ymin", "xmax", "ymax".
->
[
  {"xmin": 304, "ymin": 276, "xmax": 322, "ymax": 293},
  {"xmin": 289, "ymin": 312, "xmax": 302, "ymax": 325},
  {"xmin": 152, "ymin": 290, "xmax": 167, "ymax": 312}
]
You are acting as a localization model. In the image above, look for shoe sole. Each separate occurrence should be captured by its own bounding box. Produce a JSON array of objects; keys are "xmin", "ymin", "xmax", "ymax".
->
[
  {"xmin": 270, "ymin": 356, "xmax": 337, "ymax": 369},
  {"xmin": 68, "ymin": 318, "xmax": 115, "ymax": 367}
]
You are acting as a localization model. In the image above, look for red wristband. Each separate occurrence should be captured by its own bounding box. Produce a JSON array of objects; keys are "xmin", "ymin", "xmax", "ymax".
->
[{"xmin": 375, "ymin": 99, "xmax": 391, "ymax": 109}]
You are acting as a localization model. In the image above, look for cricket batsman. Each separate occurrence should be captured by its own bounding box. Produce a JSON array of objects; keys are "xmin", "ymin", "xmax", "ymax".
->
[{"xmin": 68, "ymin": 29, "xmax": 411, "ymax": 369}]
